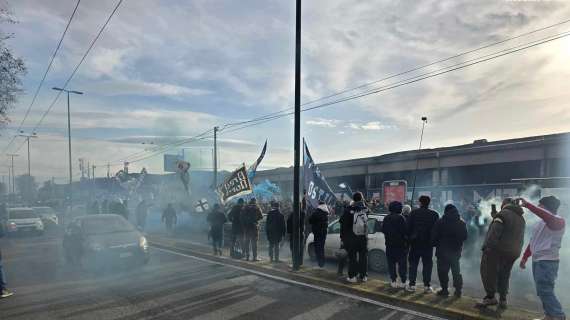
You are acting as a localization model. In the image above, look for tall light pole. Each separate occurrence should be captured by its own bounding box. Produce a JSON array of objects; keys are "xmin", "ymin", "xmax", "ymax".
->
[
  {"xmin": 17, "ymin": 132, "xmax": 37, "ymax": 204},
  {"xmin": 213, "ymin": 126, "xmax": 219, "ymax": 189},
  {"xmin": 292, "ymin": 0, "xmax": 302, "ymax": 271},
  {"xmin": 52, "ymin": 87, "xmax": 83, "ymax": 215},
  {"xmin": 6, "ymin": 154, "xmax": 18, "ymax": 200},
  {"xmin": 410, "ymin": 116, "xmax": 428, "ymax": 206}
]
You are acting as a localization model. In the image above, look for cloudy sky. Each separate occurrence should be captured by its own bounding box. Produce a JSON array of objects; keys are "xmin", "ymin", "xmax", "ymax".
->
[{"xmin": 1, "ymin": 0, "xmax": 570, "ymax": 182}]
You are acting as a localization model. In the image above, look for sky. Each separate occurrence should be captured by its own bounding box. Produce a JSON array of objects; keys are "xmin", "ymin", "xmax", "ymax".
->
[{"xmin": 1, "ymin": 0, "xmax": 570, "ymax": 183}]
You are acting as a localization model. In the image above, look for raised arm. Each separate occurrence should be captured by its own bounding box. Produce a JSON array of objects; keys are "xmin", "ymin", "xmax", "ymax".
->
[{"xmin": 520, "ymin": 198, "xmax": 565, "ymax": 231}]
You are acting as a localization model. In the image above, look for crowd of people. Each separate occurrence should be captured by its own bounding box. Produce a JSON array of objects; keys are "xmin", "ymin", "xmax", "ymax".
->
[{"xmin": 205, "ymin": 192, "xmax": 566, "ymax": 320}]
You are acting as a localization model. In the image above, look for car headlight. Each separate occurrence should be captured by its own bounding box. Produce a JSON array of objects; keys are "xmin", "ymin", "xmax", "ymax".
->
[
  {"xmin": 139, "ymin": 236, "xmax": 148, "ymax": 250},
  {"xmin": 8, "ymin": 222, "xmax": 17, "ymax": 231}
]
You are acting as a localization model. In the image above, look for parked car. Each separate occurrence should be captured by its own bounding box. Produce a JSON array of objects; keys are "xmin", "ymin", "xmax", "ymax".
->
[
  {"xmin": 32, "ymin": 206, "xmax": 59, "ymax": 227},
  {"xmin": 63, "ymin": 214, "xmax": 149, "ymax": 272},
  {"xmin": 5, "ymin": 207, "xmax": 44, "ymax": 236},
  {"xmin": 306, "ymin": 214, "xmax": 388, "ymax": 273}
]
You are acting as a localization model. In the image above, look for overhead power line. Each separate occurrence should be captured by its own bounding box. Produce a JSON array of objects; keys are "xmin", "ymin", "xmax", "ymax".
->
[{"xmin": 0, "ymin": 0, "xmax": 82, "ymax": 155}]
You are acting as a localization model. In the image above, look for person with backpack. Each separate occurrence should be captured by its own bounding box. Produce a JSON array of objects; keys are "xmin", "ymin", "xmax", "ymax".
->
[
  {"xmin": 381, "ymin": 201, "xmax": 409, "ymax": 288},
  {"xmin": 432, "ymin": 204, "xmax": 468, "ymax": 297},
  {"xmin": 228, "ymin": 199, "xmax": 245, "ymax": 258},
  {"xmin": 207, "ymin": 204, "xmax": 228, "ymax": 256},
  {"xmin": 242, "ymin": 198, "xmax": 263, "ymax": 261},
  {"xmin": 309, "ymin": 200, "xmax": 330, "ymax": 269},
  {"xmin": 407, "ymin": 195, "xmax": 440, "ymax": 292},
  {"xmin": 340, "ymin": 192, "xmax": 369, "ymax": 283},
  {"xmin": 266, "ymin": 201, "xmax": 286, "ymax": 263}
]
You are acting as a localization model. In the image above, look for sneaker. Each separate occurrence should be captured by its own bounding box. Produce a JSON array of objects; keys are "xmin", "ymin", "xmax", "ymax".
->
[
  {"xmin": 398, "ymin": 281, "xmax": 407, "ymax": 288},
  {"xmin": 346, "ymin": 277, "xmax": 358, "ymax": 284},
  {"xmin": 406, "ymin": 284, "xmax": 416, "ymax": 292},
  {"xmin": 436, "ymin": 289, "xmax": 450, "ymax": 297},
  {"xmin": 0, "ymin": 289, "xmax": 14, "ymax": 299},
  {"xmin": 498, "ymin": 298, "xmax": 508, "ymax": 309},
  {"xmin": 390, "ymin": 281, "xmax": 399, "ymax": 289},
  {"xmin": 360, "ymin": 276, "xmax": 368, "ymax": 283},
  {"xmin": 477, "ymin": 296, "xmax": 498, "ymax": 307},
  {"xmin": 454, "ymin": 290, "xmax": 462, "ymax": 298},
  {"xmin": 424, "ymin": 286, "xmax": 435, "ymax": 293}
]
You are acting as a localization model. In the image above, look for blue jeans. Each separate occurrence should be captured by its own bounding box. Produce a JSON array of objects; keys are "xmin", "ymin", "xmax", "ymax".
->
[
  {"xmin": 533, "ymin": 260, "xmax": 565, "ymax": 318},
  {"xmin": 0, "ymin": 259, "xmax": 6, "ymax": 290}
]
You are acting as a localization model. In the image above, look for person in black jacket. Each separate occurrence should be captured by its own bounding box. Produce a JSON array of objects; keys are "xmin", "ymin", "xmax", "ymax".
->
[
  {"xmin": 228, "ymin": 199, "xmax": 245, "ymax": 258},
  {"xmin": 407, "ymin": 195, "xmax": 440, "ymax": 293},
  {"xmin": 381, "ymin": 201, "xmax": 409, "ymax": 288},
  {"xmin": 432, "ymin": 204, "xmax": 468, "ymax": 297},
  {"xmin": 0, "ymin": 220, "xmax": 13, "ymax": 298},
  {"xmin": 309, "ymin": 201, "xmax": 330, "ymax": 268},
  {"xmin": 340, "ymin": 192, "xmax": 370, "ymax": 283},
  {"xmin": 266, "ymin": 201, "xmax": 286, "ymax": 262},
  {"xmin": 207, "ymin": 204, "xmax": 228, "ymax": 256},
  {"xmin": 241, "ymin": 198, "xmax": 263, "ymax": 261}
]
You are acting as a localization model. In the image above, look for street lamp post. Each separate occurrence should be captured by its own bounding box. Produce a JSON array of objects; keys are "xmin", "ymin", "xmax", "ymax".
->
[
  {"xmin": 52, "ymin": 87, "xmax": 83, "ymax": 218},
  {"xmin": 17, "ymin": 132, "xmax": 37, "ymax": 204},
  {"xmin": 410, "ymin": 116, "xmax": 428, "ymax": 206}
]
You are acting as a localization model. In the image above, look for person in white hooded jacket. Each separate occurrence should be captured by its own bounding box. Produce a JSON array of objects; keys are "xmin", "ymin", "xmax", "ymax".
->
[{"xmin": 309, "ymin": 201, "xmax": 330, "ymax": 268}]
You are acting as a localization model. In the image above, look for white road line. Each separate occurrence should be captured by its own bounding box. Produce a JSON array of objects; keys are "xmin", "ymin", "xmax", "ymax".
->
[
  {"xmin": 153, "ymin": 246, "xmax": 447, "ymax": 320},
  {"xmin": 289, "ymin": 298, "xmax": 352, "ymax": 320},
  {"xmin": 400, "ymin": 314, "xmax": 417, "ymax": 320},
  {"xmin": 190, "ymin": 295, "xmax": 275, "ymax": 320},
  {"xmin": 379, "ymin": 310, "xmax": 398, "ymax": 320}
]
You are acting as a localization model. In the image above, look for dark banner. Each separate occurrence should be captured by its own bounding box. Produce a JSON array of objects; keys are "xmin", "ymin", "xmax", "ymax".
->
[
  {"xmin": 248, "ymin": 140, "xmax": 267, "ymax": 181},
  {"xmin": 217, "ymin": 164, "xmax": 252, "ymax": 203},
  {"xmin": 303, "ymin": 140, "xmax": 337, "ymax": 208}
]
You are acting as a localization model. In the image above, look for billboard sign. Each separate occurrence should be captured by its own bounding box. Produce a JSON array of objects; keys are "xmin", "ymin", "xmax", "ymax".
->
[{"xmin": 383, "ymin": 180, "xmax": 407, "ymax": 206}]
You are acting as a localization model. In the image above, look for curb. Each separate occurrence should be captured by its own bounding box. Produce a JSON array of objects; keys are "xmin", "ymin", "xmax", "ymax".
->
[{"xmin": 149, "ymin": 236, "xmax": 540, "ymax": 320}]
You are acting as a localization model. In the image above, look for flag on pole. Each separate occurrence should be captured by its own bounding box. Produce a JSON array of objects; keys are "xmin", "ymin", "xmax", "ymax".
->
[
  {"xmin": 248, "ymin": 140, "xmax": 267, "ymax": 182},
  {"xmin": 303, "ymin": 139, "xmax": 337, "ymax": 208},
  {"xmin": 217, "ymin": 164, "xmax": 252, "ymax": 203}
]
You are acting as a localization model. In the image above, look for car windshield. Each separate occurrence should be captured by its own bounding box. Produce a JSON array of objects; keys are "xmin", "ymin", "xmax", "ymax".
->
[
  {"xmin": 9, "ymin": 210, "xmax": 37, "ymax": 219},
  {"xmin": 82, "ymin": 216, "xmax": 135, "ymax": 235}
]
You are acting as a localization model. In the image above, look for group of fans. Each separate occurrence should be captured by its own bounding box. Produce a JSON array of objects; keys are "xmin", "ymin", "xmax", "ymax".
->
[{"xmin": 205, "ymin": 192, "xmax": 566, "ymax": 320}]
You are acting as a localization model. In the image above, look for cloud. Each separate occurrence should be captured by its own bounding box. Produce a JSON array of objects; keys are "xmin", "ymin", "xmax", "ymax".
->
[
  {"xmin": 344, "ymin": 121, "xmax": 392, "ymax": 131},
  {"xmin": 306, "ymin": 118, "xmax": 340, "ymax": 128},
  {"xmin": 89, "ymin": 79, "xmax": 212, "ymax": 97}
]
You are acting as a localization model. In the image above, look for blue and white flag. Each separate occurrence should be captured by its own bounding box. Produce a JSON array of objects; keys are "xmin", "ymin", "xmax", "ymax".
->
[
  {"xmin": 248, "ymin": 140, "xmax": 267, "ymax": 181},
  {"xmin": 303, "ymin": 140, "xmax": 337, "ymax": 208}
]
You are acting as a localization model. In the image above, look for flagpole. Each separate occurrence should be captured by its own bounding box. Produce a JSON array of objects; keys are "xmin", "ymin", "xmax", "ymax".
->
[{"xmin": 292, "ymin": 0, "xmax": 302, "ymax": 271}]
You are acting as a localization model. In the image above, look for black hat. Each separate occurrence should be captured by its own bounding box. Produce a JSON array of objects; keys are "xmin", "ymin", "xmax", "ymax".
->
[
  {"xmin": 271, "ymin": 201, "xmax": 280, "ymax": 208},
  {"xmin": 444, "ymin": 204, "xmax": 458, "ymax": 215},
  {"xmin": 539, "ymin": 196, "xmax": 560, "ymax": 214},
  {"xmin": 388, "ymin": 201, "xmax": 403, "ymax": 214}
]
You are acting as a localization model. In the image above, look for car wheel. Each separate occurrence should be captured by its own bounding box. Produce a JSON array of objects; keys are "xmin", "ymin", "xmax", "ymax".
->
[
  {"xmin": 368, "ymin": 249, "xmax": 388, "ymax": 274},
  {"xmin": 307, "ymin": 243, "xmax": 316, "ymax": 261}
]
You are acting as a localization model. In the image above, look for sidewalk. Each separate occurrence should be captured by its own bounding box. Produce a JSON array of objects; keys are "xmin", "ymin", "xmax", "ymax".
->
[{"xmin": 148, "ymin": 233, "xmax": 541, "ymax": 320}]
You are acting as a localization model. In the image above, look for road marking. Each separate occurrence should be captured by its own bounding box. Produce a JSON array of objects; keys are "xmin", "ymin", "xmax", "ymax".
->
[
  {"xmin": 153, "ymin": 246, "xmax": 446, "ymax": 320},
  {"xmin": 289, "ymin": 298, "xmax": 351, "ymax": 320},
  {"xmin": 379, "ymin": 310, "xmax": 398, "ymax": 319},
  {"xmin": 190, "ymin": 295, "xmax": 275, "ymax": 320}
]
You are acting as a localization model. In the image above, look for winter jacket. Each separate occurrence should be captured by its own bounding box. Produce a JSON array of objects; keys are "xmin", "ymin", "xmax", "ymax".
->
[
  {"xmin": 408, "ymin": 206, "xmax": 439, "ymax": 248},
  {"xmin": 162, "ymin": 207, "xmax": 177, "ymax": 224},
  {"xmin": 207, "ymin": 209, "xmax": 227, "ymax": 234},
  {"xmin": 381, "ymin": 212, "xmax": 408, "ymax": 248},
  {"xmin": 228, "ymin": 204, "xmax": 244, "ymax": 232},
  {"xmin": 287, "ymin": 210, "xmax": 306, "ymax": 235},
  {"xmin": 266, "ymin": 209, "xmax": 286, "ymax": 243},
  {"xmin": 483, "ymin": 204, "xmax": 525, "ymax": 258},
  {"xmin": 431, "ymin": 206, "xmax": 467, "ymax": 259},
  {"xmin": 340, "ymin": 201, "xmax": 369, "ymax": 247},
  {"xmin": 241, "ymin": 204, "xmax": 263, "ymax": 230},
  {"xmin": 309, "ymin": 204, "xmax": 330, "ymax": 238}
]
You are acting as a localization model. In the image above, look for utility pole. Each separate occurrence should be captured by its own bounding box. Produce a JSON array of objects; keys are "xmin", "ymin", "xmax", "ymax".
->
[
  {"xmin": 17, "ymin": 132, "xmax": 37, "ymax": 204},
  {"xmin": 6, "ymin": 154, "xmax": 17, "ymax": 200},
  {"xmin": 213, "ymin": 126, "xmax": 219, "ymax": 188},
  {"xmin": 410, "ymin": 116, "xmax": 428, "ymax": 206},
  {"xmin": 107, "ymin": 163, "xmax": 110, "ymax": 179},
  {"xmin": 92, "ymin": 165, "xmax": 96, "ymax": 180},
  {"xmin": 52, "ymin": 87, "xmax": 83, "ymax": 219},
  {"xmin": 292, "ymin": 0, "xmax": 302, "ymax": 271}
]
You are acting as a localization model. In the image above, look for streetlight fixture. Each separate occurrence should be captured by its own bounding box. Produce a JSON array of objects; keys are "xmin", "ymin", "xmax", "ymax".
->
[
  {"xmin": 52, "ymin": 87, "xmax": 83, "ymax": 216},
  {"xmin": 410, "ymin": 116, "xmax": 428, "ymax": 206}
]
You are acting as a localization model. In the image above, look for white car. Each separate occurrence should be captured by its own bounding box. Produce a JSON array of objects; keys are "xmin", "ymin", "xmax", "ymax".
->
[
  {"xmin": 6, "ymin": 207, "xmax": 44, "ymax": 236},
  {"xmin": 306, "ymin": 214, "xmax": 388, "ymax": 273},
  {"xmin": 33, "ymin": 206, "xmax": 59, "ymax": 226}
]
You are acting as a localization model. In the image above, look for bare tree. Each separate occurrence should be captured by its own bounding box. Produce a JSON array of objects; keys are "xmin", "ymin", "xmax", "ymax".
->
[{"xmin": 0, "ymin": 5, "xmax": 26, "ymax": 126}]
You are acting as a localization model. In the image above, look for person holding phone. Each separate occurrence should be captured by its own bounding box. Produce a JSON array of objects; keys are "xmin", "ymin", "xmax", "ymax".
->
[{"xmin": 519, "ymin": 196, "xmax": 566, "ymax": 320}]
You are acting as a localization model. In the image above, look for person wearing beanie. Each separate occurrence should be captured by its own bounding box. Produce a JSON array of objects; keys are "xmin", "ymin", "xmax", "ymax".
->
[
  {"xmin": 479, "ymin": 197, "xmax": 525, "ymax": 308},
  {"xmin": 241, "ymin": 198, "xmax": 263, "ymax": 261},
  {"xmin": 431, "ymin": 204, "xmax": 467, "ymax": 297},
  {"xmin": 407, "ymin": 195, "xmax": 440, "ymax": 293},
  {"xmin": 340, "ymin": 192, "xmax": 370, "ymax": 283},
  {"xmin": 265, "ymin": 201, "xmax": 286, "ymax": 263},
  {"xmin": 309, "ymin": 200, "xmax": 330, "ymax": 268},
  {"xmin": 519, "ymin": 196, "xmax": 566, "ymax": 320},
  {"xmin": 228, "ymin": 198, "xmax": 246, "ymax": 258},
  {"xmin": 381, "ymin": 201, "xmax": 409, "ymax": 288}
]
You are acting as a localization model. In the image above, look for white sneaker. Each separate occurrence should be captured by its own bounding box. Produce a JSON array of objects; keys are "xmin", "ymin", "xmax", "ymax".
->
[
  {"xmin": 424, "ymin": 286, "xmax": 435, "ymax": 293},
  {"xmin": 361, "ymin": 276, "xmax": 368, "ymax": 283},
  {"xmin": 398, "ymin": 281, "xmax": 407, "ymax": 288},
  {"xmin": 406, "ymin": 284, "xmax": 416, "ymax": 292},
  {"xmin": 346, "ymin": 277, "xmax": 358, "ymax": 283},
  {"xmin": 390, "ymin": 281, "xmax": 399, "ymax": 288}
]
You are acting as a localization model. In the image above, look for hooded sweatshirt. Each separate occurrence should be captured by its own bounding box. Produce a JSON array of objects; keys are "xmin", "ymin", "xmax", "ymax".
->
[
  {"xmin": 431, "ymin": 205, "xmax": 468, "ymax": 258},
  {"xmin": 309, "ymin": 204, "xmax": 330, "ymax": 237},
  {"xmin": 340, "ymin": 201, "xmax": 369, "ymax": 246},
  {"xmin": 266, "ymin": 208, "xmax": 286, "ymax": 243}
]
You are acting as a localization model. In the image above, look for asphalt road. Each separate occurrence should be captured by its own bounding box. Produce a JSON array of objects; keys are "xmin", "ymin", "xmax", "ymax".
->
[{"xmin": 0, "ymin": 230, "xmax": 443, "ymax": 320}]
